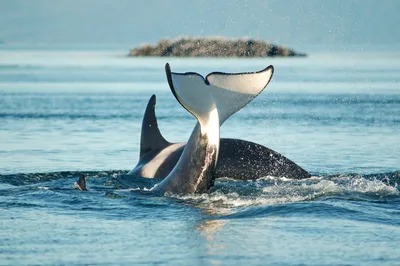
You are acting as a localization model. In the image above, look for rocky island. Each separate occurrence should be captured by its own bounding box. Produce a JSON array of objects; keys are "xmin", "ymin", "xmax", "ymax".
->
[{"xmin": 129, "ymin": 37, "xmax": 306, "ymax": 58}]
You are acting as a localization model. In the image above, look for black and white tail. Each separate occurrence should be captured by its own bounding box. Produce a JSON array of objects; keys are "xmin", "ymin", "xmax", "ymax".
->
[{"xmin": 165, "ymin": 63, "xmax": 274, "ymax": 125}]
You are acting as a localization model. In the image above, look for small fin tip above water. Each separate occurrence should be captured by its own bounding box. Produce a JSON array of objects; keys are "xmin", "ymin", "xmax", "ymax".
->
[{"xmin": 73, "ymin": 175, "xmax": 87, "ymax": 191}]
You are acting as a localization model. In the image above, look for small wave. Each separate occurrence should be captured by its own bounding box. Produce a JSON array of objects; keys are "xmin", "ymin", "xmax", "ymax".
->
[
  {"xmin": 1, "ymin": 170, "xmax": 399, "ymax": 206},
  {"xmin": 215, "ymin": 201, "xmax": 365, "ymax": 221},
  {"xmin": 174, "ymin": 190, "xmax": 306, "ymax": 209},
  {"xmin": 166, "ymin": 172, "xmax": 399, "ymax": 211},
  {"xmin": 0, "ymin": 112, "xmax": 193, "ymax": 121},
  {"xmin": 0, "ymin": 112, "xmax": 134, "ymax": 120},
  {"xmin": 1, "ymin": 170, "xmax": 399, "ymax": 226},
  {"xmin": 0, "ymin": 170, "xmax": 127, "ymax": 186},
  {"xmin": 240, "ymin": 112, "xmax": 400, "ymax": 126}
]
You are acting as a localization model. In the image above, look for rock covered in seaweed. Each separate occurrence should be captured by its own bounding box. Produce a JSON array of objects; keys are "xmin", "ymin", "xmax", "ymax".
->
[{"xmin": 129, "ymin": 37, "xmax": 306, "ymax": 57}]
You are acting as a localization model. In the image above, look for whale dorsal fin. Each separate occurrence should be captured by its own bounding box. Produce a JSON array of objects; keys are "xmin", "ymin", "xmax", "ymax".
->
[
  {"xmin": 73, "ymin": 175, "xmax": 87, "ymax": 191},
  {"xmin": 140, "ymin": 95, "xmax": 170, "ymax": 157}
]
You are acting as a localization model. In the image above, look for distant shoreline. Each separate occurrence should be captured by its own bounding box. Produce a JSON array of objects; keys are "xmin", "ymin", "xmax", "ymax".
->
[{"xmin": 128, "ymin": 37, "xmax": 306, "ymax": 58}]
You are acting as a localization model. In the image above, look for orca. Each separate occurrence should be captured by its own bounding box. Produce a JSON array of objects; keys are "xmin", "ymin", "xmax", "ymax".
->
[
  {"xmin": 151, "ymin": 63, "xmax": 275, "ymax": 194},
  {"xmin": 129, "ymin": 95, "xmax": 310, "ymax": 181},
  {"xmin": 73, "ymin": 175, "xmax": 87, "ymax": 191}
]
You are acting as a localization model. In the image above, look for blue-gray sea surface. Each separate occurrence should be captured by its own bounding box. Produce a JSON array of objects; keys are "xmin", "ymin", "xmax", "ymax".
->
[{"xmin": 0, "ymin": 49, "xmax": 399, "ymax": 265}]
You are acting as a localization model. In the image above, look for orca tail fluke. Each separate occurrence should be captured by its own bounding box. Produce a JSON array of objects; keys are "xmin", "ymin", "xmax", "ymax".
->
[
  {"xmin": 153, "ymin": 63, "xmax": 274, "ymax": 194},
  {"xmin": 165, "ymin": 63, "xmax": 274, "ymax": 125},
  {"xmin": 165, "ymin": 63, "xmax": 218, "ymax": 128}
]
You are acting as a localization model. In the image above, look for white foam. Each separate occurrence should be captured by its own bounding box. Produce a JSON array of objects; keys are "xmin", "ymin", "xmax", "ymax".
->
[
  {"xmin": 136, "ymin": 175, "xmax": 399, "ymax": 210},
  {"xmin": 173, "ymin": 190, "xmax": 306, "ymax": 209}
]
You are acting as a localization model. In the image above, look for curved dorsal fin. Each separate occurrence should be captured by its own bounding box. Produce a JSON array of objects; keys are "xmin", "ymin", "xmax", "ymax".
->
[{"xmin": 140, "ymin": 95, "xmax": 170, "ymax": 157}]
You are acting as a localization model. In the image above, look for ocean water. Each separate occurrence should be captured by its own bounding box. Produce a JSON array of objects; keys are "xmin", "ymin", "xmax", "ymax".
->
[{"xmin": 0, "ymin": 49, "xmax": 399, "ymax": 265}]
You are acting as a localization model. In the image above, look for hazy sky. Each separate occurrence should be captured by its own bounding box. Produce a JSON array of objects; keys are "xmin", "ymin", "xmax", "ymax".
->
[{"xmin": 1, "ymin": 0, "xmax": 399, "ymax": 48}]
